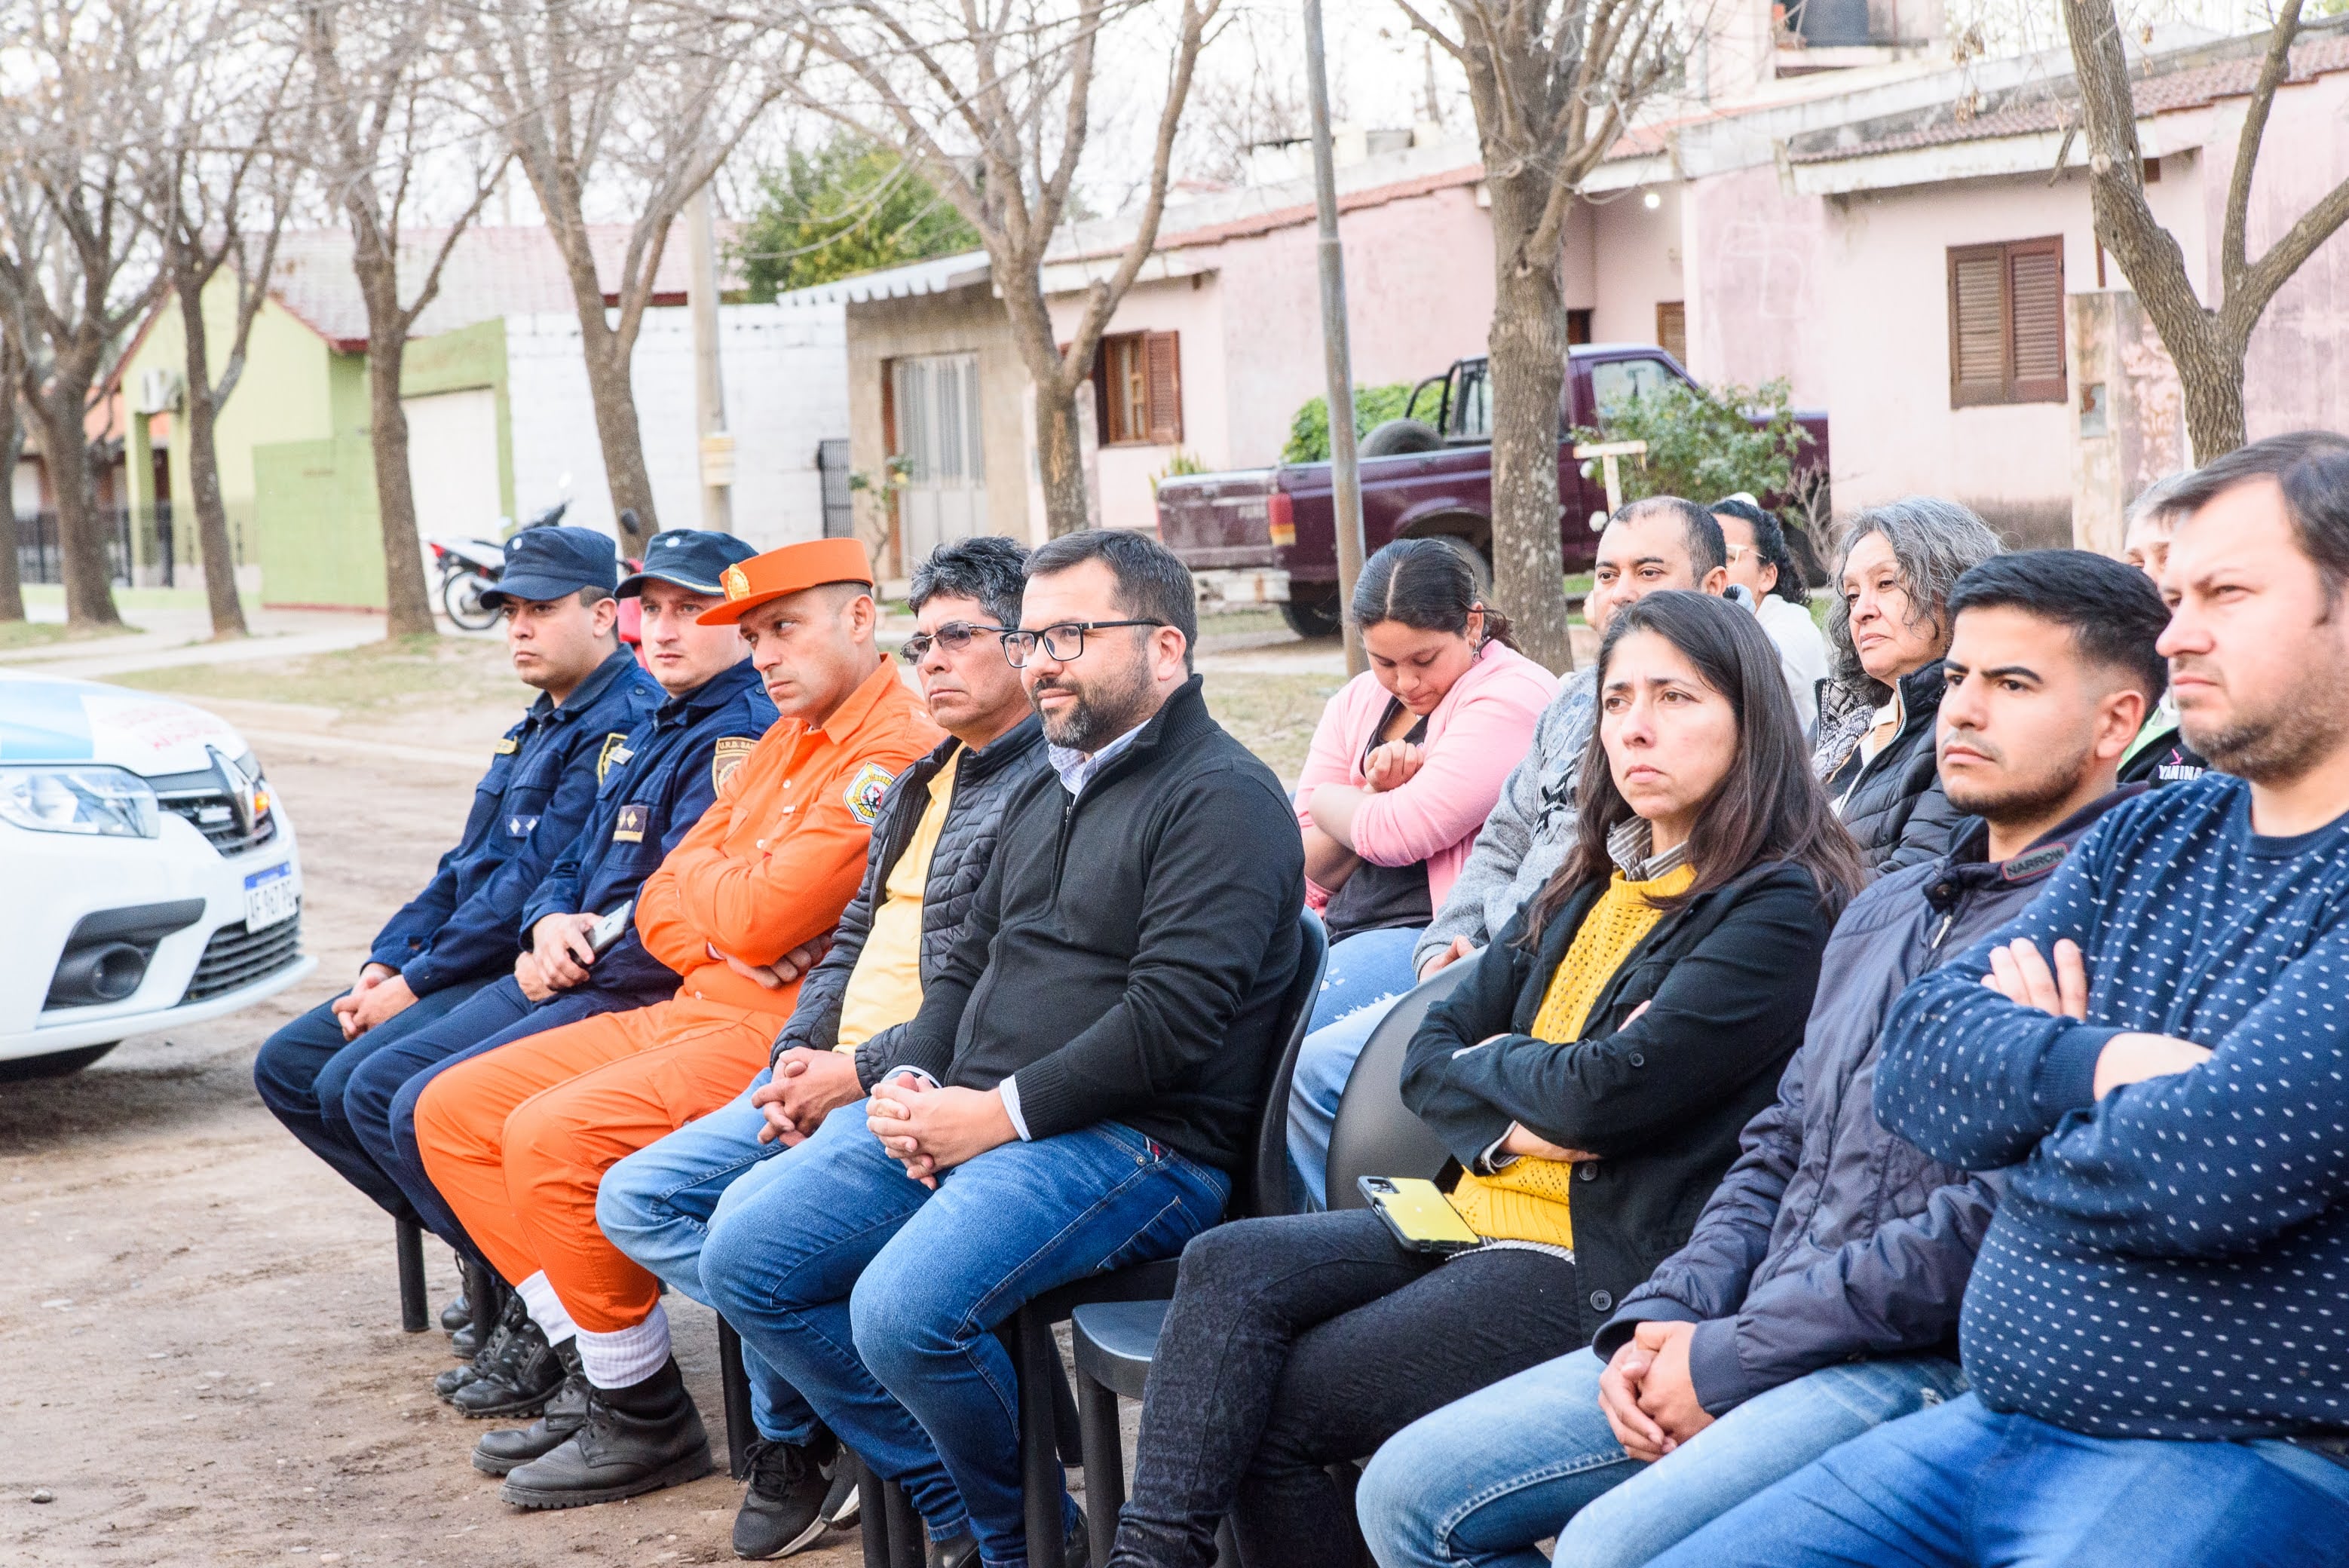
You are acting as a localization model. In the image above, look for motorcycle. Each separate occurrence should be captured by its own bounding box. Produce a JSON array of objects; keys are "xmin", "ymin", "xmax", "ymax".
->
[{"xmin": 427, "ymin": 499, "xmax": 571, "ymax": 631}]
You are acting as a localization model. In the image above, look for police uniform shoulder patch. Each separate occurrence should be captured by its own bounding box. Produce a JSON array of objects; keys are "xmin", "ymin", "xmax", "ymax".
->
[
  {"xmin": 841, "ymin": 761, "xmax": 896, "ymax": 828},
  {"xmin": 493, "ymin": 737, "xmax": 520, "ymax": 755},
  {"xmin": 612, "ymin": 801, "xmax": 651, "ymax": 843},
  {"xmin": 596, "ymin": 732, "xmax": 630, "ymax": 783},
  {"xmin": 712, "ymin": 735, "xmax": 758, "ymax": 793}
]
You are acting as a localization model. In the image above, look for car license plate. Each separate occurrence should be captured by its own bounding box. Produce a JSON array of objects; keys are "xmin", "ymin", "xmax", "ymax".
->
[{"xmin": 244, "ymin": 862, "xmax": 299, "ymax": 930}]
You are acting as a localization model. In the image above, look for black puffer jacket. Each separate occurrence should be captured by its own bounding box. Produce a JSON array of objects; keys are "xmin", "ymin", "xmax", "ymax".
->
[
  {"xmin": 1594, "ymin": 791, "xmax": 2139, "ymax": 1411},
  {"xmin": 1813, "ymin": 661, "xmax": 1965, "ymax": 877},
  {"xmin": 765, "ymin": 716, "xmax": 1049, "ymax": 1084},
  {"xmin": 1403, "ymin": 862, "xmax": 1836, "ymax": 1347}
]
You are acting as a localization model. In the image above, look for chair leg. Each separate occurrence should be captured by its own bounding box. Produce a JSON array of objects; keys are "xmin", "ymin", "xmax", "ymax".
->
[
  {"xmin": 853, "ymin": 1454, "xmax": 891, "ymax": 1568},
  {"xmin": 884, "ymin": 1478, "xmax": 923, "ymax": 1568},
  {"xmin": 1052, "ymin": 1343, "xmax": 1084, "ymax": 1468},
  {"xmin": 1075, "ymin": 1370, "xmax": 1124, "ymax": 1568},
  {"xmin": 718, "ymin": 1315, "xmax": 755, "ymax": 1481},
  {"xmin": 1016, "ymin": 1305, "xmax": 1067, "ymax": 1568},
  {"xmin": 395, "ymin": 1217, "xmax": 427, "ymax": 1333}
]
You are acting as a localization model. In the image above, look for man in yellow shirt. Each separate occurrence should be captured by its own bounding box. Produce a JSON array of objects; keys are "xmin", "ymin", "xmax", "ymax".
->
[{"xmin": 586, "ymin": 536, "xmax": 1043, "ymax": 1559}]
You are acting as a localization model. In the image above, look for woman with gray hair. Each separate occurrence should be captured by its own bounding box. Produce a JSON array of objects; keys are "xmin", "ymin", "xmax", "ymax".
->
[{"xmin": 1814, "ymin": 497, "xmax": 2004, "ymax": 874}]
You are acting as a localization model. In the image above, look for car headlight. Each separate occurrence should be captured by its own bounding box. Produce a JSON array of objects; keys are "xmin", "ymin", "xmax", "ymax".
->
[{"xmin": 0, "ymin": 765, "xmax": 161, "ymax": 838}]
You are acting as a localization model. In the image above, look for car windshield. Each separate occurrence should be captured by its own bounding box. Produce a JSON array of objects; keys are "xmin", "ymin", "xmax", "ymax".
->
[{"xmin": 1591, "ymin": 357, "xmax": 1674, "ymax": 416}]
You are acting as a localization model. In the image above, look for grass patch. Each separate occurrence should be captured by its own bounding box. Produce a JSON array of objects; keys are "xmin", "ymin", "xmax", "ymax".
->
[
  {"xmin": 19, "ymin": 583, "xmax": 262, "ymax": 614},
  {"xmin": 112, "ymin": 633, "xmax": 519, "ymax": 712},
  {"xmin": 0, "ymin": 620, "xmax": 75, "ymax": 650},
  {"xmin": 1199, "ymin": 606, "xmax": 1289, "ymax": 640},
  {"xmin": 1203, "ymin": 668, "xmax": 1345, "ymax": 787}
]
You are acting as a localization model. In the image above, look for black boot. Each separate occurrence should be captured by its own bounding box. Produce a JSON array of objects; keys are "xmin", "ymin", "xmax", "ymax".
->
[
  {"xmin": 436, "ymin": 1290, "xmax": 529, "ymax": 1402},
  {"xmin": 732, "ymin": 1430, "xmax": 838, "ymax": 1559},
  {"xmin": 450, "ymin": 1315, "xmax": 486, "ymax": 1359},
  {"xmin": 927, "ymin": 1502, "xmax": 1084, "ymax": 1568},
  {"xmin": 498, "ymin": 1357, "xmax": 713, "ymax": 1509},
  {"xmin": 473, "ymin": 1340, "xmax": 587, "ymax": 1476},
  {"xmin": 449, "ymin": 1297, "xmax": 565, "ymax": 1419},
  {"xmin": 439, "ymin": 1290, "xmax": 472, "ymax": 1333}
]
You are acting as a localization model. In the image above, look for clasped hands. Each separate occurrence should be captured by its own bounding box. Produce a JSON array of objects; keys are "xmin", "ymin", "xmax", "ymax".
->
[
  {"xmin": 1976, "ymin": 936, "xmax": 2210, "ymax": 1098},
  {"xmin": 864, "ymin": 1073, "xmax": 1017, "ymax": 1189},
  {"xmin": 1600, "ymin": 1321, "xmax": 1712, "ymax": 1461},
  {"xmin": 332, "ymin": 963, "xmax": 416, "ymax": 1040}
]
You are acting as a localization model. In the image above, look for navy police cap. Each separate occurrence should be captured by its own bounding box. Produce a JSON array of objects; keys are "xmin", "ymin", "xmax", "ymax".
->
[
  {"xmin": 617, "ymin": 529, "xmax": 761, "ymax": 599},
  {"xmin": 481, "ymin": 525, "xmax": 620, "ymax": 607}
]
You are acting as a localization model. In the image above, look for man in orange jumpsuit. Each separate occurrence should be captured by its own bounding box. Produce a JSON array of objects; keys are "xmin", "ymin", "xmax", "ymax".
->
[{"xmin": 414, "ymin": 537, "xmax": 939, "ymax": 1509}]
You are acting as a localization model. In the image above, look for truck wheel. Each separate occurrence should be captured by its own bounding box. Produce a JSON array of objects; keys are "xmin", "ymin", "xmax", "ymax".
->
[
  {"xmin": 0, "ymin": 1042, "xmax": 118, "ymax": 1081},
  {"xmin": 1279, "ymin": 592, "xmax": 1343, "ymax": 639},
  {"xmin": 1359, "ymin": 418, "xmax": 1442, "ymax": 458}
]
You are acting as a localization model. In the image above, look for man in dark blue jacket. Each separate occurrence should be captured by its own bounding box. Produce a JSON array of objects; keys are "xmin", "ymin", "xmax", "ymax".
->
[
  {"xmin": 1358, "ymin": 550, "xmax": 2170, "ymax": 1568},
  {"xmin": 255, "ymin": 526, "xmax": 660, "ymax": 1224}
]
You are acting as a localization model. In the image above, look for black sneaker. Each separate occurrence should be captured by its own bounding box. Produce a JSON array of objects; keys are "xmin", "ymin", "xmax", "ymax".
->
[
  {"xmin": 436, "ymin": 1291, "xmax": 529, "ymax": 1402},
  {"xmin": 473, "ymin": 1341, "xmax": 588, "ymax": 1476},
  {"xmin": 731, "ymin": 1437, "xmax": 831, "ymax": 1558},
  {"xmin": 498, "ymin": 1358, "xmax": 713, "ymax": 1510},
  {"xmin": 449, "ymin": 1302, "xmax": 564, "ymax": 1419},
  {"xmin": 923, "ymin": 1512, "xmax": 1085, "ymax": 1568},
  {"xmin": 819, "ymin": 1459, "xmax": 859, "ymax": 1528}
]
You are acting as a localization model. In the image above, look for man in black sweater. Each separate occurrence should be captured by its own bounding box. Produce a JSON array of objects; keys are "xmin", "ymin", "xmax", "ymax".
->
[{"xmin": 702, "ymin": 529, "xmax": 1305, "ymax": 1568}]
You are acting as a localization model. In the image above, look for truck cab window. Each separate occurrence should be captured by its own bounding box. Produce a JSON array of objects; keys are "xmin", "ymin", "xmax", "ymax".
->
[
  {"xmin": 1450, "ymin": 360, "xmax": 1490, "ymax": 441},
  {"xmin": 1591, "ymin": 356, "xmax": 1673, "ymax": 415}
]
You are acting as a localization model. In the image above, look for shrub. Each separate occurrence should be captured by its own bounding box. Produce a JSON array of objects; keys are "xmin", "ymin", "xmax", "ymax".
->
[
  {"xmin": 1282, "ymin": 382, "xmax": 1419, "ymax": 464},
  {"xmin": 1569, "ymin": 376, "xmax": 1813, "ymax": 526}
]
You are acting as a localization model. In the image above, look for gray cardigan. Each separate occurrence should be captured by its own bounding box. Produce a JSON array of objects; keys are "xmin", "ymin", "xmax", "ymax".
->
[
  {"xmin": 1593, "ymin": 792, "xmax": 2138, "ymax": 1412},
  {"xmin": 1411, "ymin": 669, "xmax": 1597, "ymax": 973}
]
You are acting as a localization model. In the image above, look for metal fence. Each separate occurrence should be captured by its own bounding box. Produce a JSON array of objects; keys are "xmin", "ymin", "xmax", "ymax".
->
[{"xmin": 14, "ymin": 503, "xmax": 173, "ymax": 589}]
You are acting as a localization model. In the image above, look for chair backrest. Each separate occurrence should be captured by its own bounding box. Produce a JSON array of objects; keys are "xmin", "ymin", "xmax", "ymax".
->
[
  {"xmin": 1241, "ymin": 908, "xmax": 1329, "ymax": 1220},
  {"xmin": 1324, "ymin": 960, "xmax": 1468, "ymax": 1211}
]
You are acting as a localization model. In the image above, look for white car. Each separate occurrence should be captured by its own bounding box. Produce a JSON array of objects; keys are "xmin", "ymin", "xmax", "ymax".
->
[{"xmin": 1, "ymin": 671, "xmax": 316, "ymax": 1077}]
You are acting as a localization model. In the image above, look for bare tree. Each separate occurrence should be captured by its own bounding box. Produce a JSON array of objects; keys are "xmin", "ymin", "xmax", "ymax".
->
[
  {"xmin": 1398, "ymin": 1, "xmax": 1678, "ymax": 672},
  {"xmin": 458, "ymin": 2, "xmax": 784, "ymax": 553},
  {"xmin": 0, "ymin": 0, "xmax": 170, "ymax": 634},
  {"xmin": 137, "ymin": 6, "xmax": 299, "ymax": 639},
  {"xmin": 2066, "ymin": 0, "xmax": 2349, "ymax": 461},
  {"xmin": 294, "ymin": 0, "xmax": 509, "ymax": 639},
  {"xmin": 768, "ymin": 0, "xmax": 1224, "ymax": 538},
  {"xmin": 0, "ymin": 329, "xmax": 26, "ymax": 623}
]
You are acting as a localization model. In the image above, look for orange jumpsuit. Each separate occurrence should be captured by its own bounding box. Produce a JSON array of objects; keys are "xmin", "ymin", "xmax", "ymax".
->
[{"xmin": 415, "ymin": 659, "xmax": 939, "ymax": 1333}]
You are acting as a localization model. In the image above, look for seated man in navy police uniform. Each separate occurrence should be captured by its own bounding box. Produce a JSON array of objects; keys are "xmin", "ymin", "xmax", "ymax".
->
[{"xmin": 253, "ymin": 525, "xmax": 660, "ymax": 1240}]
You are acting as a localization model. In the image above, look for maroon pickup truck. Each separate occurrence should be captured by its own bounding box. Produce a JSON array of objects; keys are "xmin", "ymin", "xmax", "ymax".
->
[{"xmin": 1156, "ymin": 344, "xmax": 1829, "ymax": 635}]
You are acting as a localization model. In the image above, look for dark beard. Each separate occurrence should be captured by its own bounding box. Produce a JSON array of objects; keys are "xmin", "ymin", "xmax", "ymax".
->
[
  {"xmin": 1032, "ymin": 667, "xmax": 1153, "ymax": 752},
  {"xmin": 1943, "ymin": 734, "xmax": 2095, "ymax": 831},
  {"xmin": 2184, "ymin": 646, "xmax": 2349, "ymax": 783}
]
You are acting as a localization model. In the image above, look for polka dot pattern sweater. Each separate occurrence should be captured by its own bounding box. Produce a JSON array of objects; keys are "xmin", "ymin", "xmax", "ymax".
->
[{"xmin": 1875, "ymin": 774, "xmax": 2349, "ymax": 1441}]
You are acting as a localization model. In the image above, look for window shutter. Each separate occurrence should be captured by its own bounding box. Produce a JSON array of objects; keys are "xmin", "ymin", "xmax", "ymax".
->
[
  {"xmin": 2008, "ymin": 240, "xmax": 2067, "ymax": 402},
  {"xmin": 1949, "ymin": 247, "xmax": 2007, "ymax": 406},
  {"xmin": 1144, "ymin": 330, "xmax": 1183, "ymax": 443},
  {"xmin": 1655, "ymin": 302, "xmax": 1687, "ymax": 366}
]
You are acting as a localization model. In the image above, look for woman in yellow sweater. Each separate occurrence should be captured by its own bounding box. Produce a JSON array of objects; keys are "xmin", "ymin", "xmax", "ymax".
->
[{"xmin": 1105, "ymin": 591, "xmax": 1864, "ymax": 1568}]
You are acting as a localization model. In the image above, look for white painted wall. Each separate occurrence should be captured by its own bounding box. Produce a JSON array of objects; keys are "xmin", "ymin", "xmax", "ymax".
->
[{"xmin": 504, "ymin": 300, "xmax": 849, "ymax": 551}]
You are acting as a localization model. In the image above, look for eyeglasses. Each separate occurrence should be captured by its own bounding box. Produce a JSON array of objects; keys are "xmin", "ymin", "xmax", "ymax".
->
[
  {"xmin": 1000, "ymin": 620, "xmax": 1167, "ymax": 669},
  {"xmin": 1723, "ymin": 542, "xmax": 1753, "ymax": 564},
  {"xmin": 896, "ymin": 621, "xmax": 1009, "ymax": 664}
]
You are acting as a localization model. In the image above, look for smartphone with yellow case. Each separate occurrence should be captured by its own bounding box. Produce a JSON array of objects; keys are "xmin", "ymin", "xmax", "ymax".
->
[{"xmin": 1358, "ymin": 1175, "xmax": 1482, "ymax": 1254}]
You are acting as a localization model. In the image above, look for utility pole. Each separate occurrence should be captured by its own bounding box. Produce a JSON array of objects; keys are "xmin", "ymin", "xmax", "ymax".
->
[
  {"xmin": 685, "ymin": 184, "xmax": 734, "ymax": 533},
  {"xmin": 1303, "ymin": 0, "xmax": 1367, "ymax": 676}
]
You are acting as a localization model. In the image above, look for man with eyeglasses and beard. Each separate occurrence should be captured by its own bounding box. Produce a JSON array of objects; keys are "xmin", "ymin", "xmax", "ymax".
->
[
  {"xmin": 698, "ymin": 528, "xmax": 1306, "ymax": 1568},
  {"xmin": 594, "ymin": 534, "xmax": 1046, "ymax": 1559}
]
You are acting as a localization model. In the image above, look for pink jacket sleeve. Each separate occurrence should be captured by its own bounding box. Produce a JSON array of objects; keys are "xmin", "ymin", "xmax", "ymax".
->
[{"xmin": 1347, "ymin": 645, "xmax": 1557, "ymax": 907}]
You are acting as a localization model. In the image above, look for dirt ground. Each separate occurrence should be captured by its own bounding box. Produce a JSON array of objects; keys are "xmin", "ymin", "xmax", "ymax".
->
[{"xmin": 0, "ymin": 690, "xmax": 868, "ymax": 1568}]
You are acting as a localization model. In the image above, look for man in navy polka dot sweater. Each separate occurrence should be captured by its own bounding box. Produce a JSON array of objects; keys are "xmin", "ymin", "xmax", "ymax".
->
[{"xmin": 1645, "ymin": 431, "xmax": 2349, "ymax": 1568}]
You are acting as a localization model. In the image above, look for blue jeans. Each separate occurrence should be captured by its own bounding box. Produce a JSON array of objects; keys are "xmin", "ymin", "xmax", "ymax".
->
[
  {"xmin": 338, "ymin": 975, "xmax": 648, "ymax": 1253},
  {"xmin": 252, "ymin": 975, "xmax": 500, "ymax": 1220},
  {"xmin": 597, "ymin": 1068, "xmax": 826, "ymax": 1445},
  {"xmin": 1646, "ymin": 1391, "xmax": 2349, "ymax": 1568},
  {"xmin": 1358, "ymin": 1346, "xmax": 1967, "ymax": 1568},
  {"xmin": 701, "ymin": 1104, "xmax": 1231, "ymax": 1568},
  {"xmin": 1287, "ymin": 926, "xmax": 1424, "ymax": 1210}
]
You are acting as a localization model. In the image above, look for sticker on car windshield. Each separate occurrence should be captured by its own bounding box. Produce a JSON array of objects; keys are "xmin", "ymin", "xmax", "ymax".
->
[{"xmin": 244, "ymin": 862, "xmax": 299, "ymax": 931}]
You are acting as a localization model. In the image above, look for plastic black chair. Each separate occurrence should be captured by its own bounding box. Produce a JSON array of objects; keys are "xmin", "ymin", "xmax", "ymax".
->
[
  {"xmin": 396, "ymin": 1217, "xmax": 429, "ymax": 1331},
  {"xmin": 1061, "ymin": 957, "xmax": 1471, "ymax": 1561},
  {"xmin": 1322, "ymin": 962, "xmax": 1467, "ymax": 1210}
]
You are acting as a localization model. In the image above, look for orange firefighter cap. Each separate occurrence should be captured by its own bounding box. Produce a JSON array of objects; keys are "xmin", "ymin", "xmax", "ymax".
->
[{"xmin": 696, "ymin": 537, "xmax": 877, "ymax": 626}]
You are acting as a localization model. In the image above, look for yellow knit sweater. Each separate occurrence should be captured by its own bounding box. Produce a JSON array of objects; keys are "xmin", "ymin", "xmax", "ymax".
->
[{"xmin": 1447, "ymin": 862, "xmax": 1695, "ymax": 1248}]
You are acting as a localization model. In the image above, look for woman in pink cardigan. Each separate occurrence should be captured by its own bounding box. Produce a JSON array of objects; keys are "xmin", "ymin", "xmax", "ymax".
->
[{"xmin": 1288, "ymin": 539, "xmax": 1557, "ymax": 1204}]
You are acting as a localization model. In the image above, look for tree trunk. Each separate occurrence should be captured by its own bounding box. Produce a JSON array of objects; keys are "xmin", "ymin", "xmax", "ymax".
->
[
  {"xmin": 175, "ymin": 274, "xmax": 250, "ymax": 639},
  {"xmin": 1482, "ymin": 176, "xmax": 1576, "ymax": 673},
  {"xmin": 354, "ymin": 261, "xmax": 436, "ymax": 638},
  {"xmin": 1034, "ymin": 376, "xmax": 1090, "ymax": 538},
  {"xmin": 2177, "ymin": 329, "xmax": 2249, "ymax": 463},
  {"xmin": 23, "ymin": 371, "xmax": 123, "ymax": 632},
  {"xmin": 0, "ymin": 338, "xmax": 23, "ymax": 623},
  {"xmin": 576, "ymin": 310, "xmax": 658, "ymax": 553}
]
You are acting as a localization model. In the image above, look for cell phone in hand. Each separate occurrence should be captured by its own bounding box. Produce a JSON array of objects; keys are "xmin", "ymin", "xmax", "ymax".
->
[
  {"xmin": 588, "ymin": 899, "xmax": 635, "ymax": 957},
  {"xmin": 1359, "ymin": 1175, "xmax": 1482, "ymax": 1254}
]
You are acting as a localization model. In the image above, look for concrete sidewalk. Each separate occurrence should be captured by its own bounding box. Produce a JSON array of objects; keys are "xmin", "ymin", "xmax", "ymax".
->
[{"xmin": 2, "ymin": 602, "xmax": 403, "ymax": 682}]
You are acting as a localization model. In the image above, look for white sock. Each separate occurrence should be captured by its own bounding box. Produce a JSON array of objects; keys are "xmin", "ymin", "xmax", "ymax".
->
[
  {"xmin": 575, "ymin": 1300, "xmax": 672, "ymax": 1390},
  {"xmin": 513, "ymin": 1271, "xmax": 578, "ymax": 1346}
]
